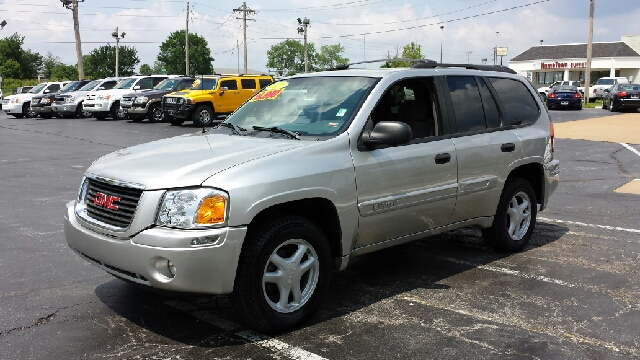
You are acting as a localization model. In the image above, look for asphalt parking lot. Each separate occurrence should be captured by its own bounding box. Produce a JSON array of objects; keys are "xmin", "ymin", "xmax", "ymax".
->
[{"xmin": 1, "ymin": 109, "xmax": 639, "ymax": 359}]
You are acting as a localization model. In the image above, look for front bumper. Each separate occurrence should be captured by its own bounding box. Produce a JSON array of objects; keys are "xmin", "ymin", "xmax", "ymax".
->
[
  {"xmin": 52, "ymin": 103, "xmax": 79, "ymax": 114},
  {"xmin": 163, "ymin": 103, "xmax": 193, "ymax": 119},
  {"xmin": 2, "ymin": 102, "xmax": 23, "ymax": 114},
  {"xmin": 83, "ymin": 100, "xmax": 111, "ymax": 112},
  {"xmin": 32, "ymin": 105, "xmax": 53, "ymax": 114},
  {"xmin": 64, "ymin": 201, "xmax": 247, "ymax": 294},
  {"xmin": 541, "ymin": 159, "xmax": 560, "ymax": 211},
  {"xmin": 123, "ymin": 103, "xmax": 149, "ymax": 115}
]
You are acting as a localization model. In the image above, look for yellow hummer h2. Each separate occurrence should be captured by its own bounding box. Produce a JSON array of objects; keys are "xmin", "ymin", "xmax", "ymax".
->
[{"xmin": 162, "ymin": 74, "xmax": 274, "ymax": 126}]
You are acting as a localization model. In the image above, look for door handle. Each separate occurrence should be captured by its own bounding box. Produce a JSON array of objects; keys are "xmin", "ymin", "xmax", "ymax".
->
[
  {"xmin": 435, "ymin": 153, "xmax": 451, "ymax": 164},
  {"xmin": 501, "ymin": 143, "xmax": 516, "ymax": 152}
]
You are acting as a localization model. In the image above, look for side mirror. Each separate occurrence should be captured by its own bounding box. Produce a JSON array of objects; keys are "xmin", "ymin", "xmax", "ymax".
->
[
  {"xmin": 43, "ymin": 89, "xmax": 50, "ymax": 94},
  {"xmin": 133, "ymin": 85, "xmax": 141, "ymax": 90},
  {"xmin": 219, "ymin": 86, "xmax": 228, "ymax": 96},
  {"xmin": 362, "ymin": 121, "xmax": 412, "ymax": 148}
]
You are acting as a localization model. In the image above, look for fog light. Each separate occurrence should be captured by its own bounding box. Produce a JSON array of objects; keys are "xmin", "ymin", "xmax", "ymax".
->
[
  {"xmin": 190, "ymin": 235, "xmax": 220, "ymax": 246},
  {"xmin": 168, "ymin": 261, "xmax": 176, "ymax": 277}
]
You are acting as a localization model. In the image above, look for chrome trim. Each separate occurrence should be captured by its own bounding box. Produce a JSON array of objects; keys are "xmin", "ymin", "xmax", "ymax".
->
[
  {"xmin": 85, "ymin": 172, "xmax": 146, "ymax": 190},
  {"xmin": 458, "ymin": 175, "xmax": 497, "ymax": 195},
  {"xmin": 358, "ymin": 183, "xmax": 458, "ymax": 216}
]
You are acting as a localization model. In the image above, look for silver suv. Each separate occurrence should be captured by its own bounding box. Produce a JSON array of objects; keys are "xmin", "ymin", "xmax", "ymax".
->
[{"xmin": 64, "ymin": 62, "xmax": 560, "ymax": 332}]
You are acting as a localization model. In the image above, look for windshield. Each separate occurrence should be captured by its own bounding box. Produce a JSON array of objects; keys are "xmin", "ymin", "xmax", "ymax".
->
[
  {"xmin": 154, "ymin": 79, "xmax": 180, "ymax": 91},
  {"xmin": 114, "ymin": 78, "xmax": 137, "ymax": 89},
  {"xmin": 61, "ymin": 82, "xmax": 80, "ymax": 93},
  {"xmin": 29, "ymin": 83, "xmax": 47, "ymax": 94},
  {"xmin": 79, "ymin": 80, "xmax": 100, "ymax": 91},
  {"xmin": 190, "ymin": 78, "xmax": 217, "ymax": 90},
  {"xmin": 596, "ymin": 79, "xmax": 615, "ymax": 85},
  {"xmin": 225, "ymin": 77, "xmax": 377, "ymax": 138}
]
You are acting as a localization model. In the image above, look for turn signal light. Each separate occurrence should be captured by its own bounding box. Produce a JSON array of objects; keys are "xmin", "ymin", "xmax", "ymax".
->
[{"xmin": 196, "ymin": 195, "xmax": 226, "ymax": 224}]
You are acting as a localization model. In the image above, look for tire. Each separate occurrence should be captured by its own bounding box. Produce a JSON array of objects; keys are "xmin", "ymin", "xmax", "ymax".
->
[
  {"xmin": 609, "ymin": 101, "xmax": 617, "ymax": 112},
  {"xmin": 24, "ymin": 102, "xmax": 36, "ymax": 118},
  {"xmin": 481, "ymin": 178, "xmax": 537, "ymax": 253},
  {"xmin": 148, "ymin": 103, "xmax": 164, "ymax": 123},
  {"xmin": 77, "ymin": 102, "xmax": 91, "ymax": 118},
  {"xmin": 94, "ymin": 113, "xmax": 107, "ymax": 121},
  {"xmin": 602, "ymin": 101, "xmax": 608, "ymax": 110},
  {"xmin": 169, "ymin": 117, "xmax": 184, "ymax": 126},
  {"xmin": 192, "ymin": 105, "xmax": 214, "ymax": 127},
  {"xmin": 110, "ymin": 101, "xmax": 126, "ymax": 120},
  {"xmin": 232, "ymin": 215, "xmax": 332, "ymax": 333},
  {"xmin": 576, "ymin": 103, "xmax": 582, "ymax": 110}
]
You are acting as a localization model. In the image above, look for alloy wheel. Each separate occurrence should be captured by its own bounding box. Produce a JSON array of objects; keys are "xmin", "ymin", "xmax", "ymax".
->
[{"xmin": 505, "ymin": 191, "xmax": 532, "ymax": 241}]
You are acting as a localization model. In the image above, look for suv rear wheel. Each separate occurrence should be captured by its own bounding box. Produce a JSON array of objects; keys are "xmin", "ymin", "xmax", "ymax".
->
[
  {"xmin": 482, "ymin": 178, "xmax": 537, "ymax": 252},
  {"xmin": 232, "ymin": 215, "xmax": 331, "ymax": 333},
  {"xmin": 192, "ymin": 105, "xmax": 214, "ymax": 127}
]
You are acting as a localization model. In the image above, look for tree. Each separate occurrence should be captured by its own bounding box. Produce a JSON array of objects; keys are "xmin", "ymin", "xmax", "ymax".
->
[
  {"xmin": 266, "ymin": 39, "xmax": 318, "ymax": 75},
  {"xmin": 19, "ymin": 50, "xmax": 43, "ymax": 79},
  {"xmin": 0, "ymin": 33, "xmax": 43, "ymax": 79},
  {"xmin": 152, "ymin": 60, "xmax": 166, "ymax": 73},
  {"xmin": 83, "ymin": 44, "xmax": 140, "ymax": 78},
  {"xmin": 316, "ymin": 44, "xmax": 348, "ymax": 70},
  {"xmin": 139, "ymin": 63, "xmax": 153, "ymax": 75},
  {"xmin": 42, "ymin": 52, "xmax": 63, "ymax": 78},
  {"xmin": 50, "ymin": 64, "xmax": 78, "ymax": 81},
  {"xmin": 381, "ymin": 42, "xmax": 424, "ymax": 68},
  {"xmin": 157, "ymin": 31, "xmax": 214, "ymax": 75},
  {"xmin": 0, "ymin": 59, "xmax": 21, "ymax": 78}
]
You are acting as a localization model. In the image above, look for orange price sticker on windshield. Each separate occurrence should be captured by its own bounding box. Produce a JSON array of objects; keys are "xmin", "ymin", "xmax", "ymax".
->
[{"xmin": 250, "ymin": 81, "xmax": 288, "ymax": 102}]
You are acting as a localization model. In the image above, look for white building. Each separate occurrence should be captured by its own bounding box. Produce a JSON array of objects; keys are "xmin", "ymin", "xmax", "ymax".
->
[{"xmin": 509, "ymin": 35, "xmax": 640, "ymax": 87}]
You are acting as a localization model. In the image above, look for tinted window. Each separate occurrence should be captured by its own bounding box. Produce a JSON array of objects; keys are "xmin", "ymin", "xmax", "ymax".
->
[
  {"xmin": 477, "ymin": 78, "xmax": 501, "ymax": 128},
  {"xmin": 446, "ymin": 76, "xmax": 486, "ymax": 133},
  {"xmin": 47, "ymin": 84, "xmax": 61, "ymax": 93},
  {"xmin": 489, "ymin": 77, "xmax": 540, "ymax": 125},
  {"xmin": 220, "ymin": 79, "xmax": 238, "ymax": 90},
  {"xmin": 259, "ymin": 79, "xmax": 273, "ymax": 89},
  {"xmin": 241, "ymin": 79, "xmax": 257, "ymax": 89},
  {"xmin": 178, "ymin": 81, "xmax": 193, "ymax": 90},
  {"xmin": 152, "ymin": 77, "xmax": 166, "ymax": 86},
  {"xmin": 136, "ymin": 78, "xmax": 154, "ymax": 90},
  {"xmin": 102, "ymin": 81, "xmax": 117, "ymax": 90}
]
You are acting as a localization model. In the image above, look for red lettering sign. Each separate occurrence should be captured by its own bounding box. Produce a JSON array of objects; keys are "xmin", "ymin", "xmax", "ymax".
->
[{"xmin": 93, "ymin": 192, "xmax": 120, "ymax": 210}]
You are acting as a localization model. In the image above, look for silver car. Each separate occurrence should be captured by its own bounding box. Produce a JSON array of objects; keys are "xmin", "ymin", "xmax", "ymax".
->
[{"xmin": 64, "ymin": 63, "xmax": 560, "ymax": 332}]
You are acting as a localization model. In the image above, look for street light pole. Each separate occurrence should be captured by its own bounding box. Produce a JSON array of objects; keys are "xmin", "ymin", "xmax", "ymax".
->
[
  {"xmin": 466, "ymin": 51, "xmax": 472, "ymax": 64},
  {"xmin": 440, "ymin": 25, "xmax": 444, "ymax": 63},
  {"xmin": 298, "ymin": 17, "xmax": 310, "ymax": 73},
  {"xmin": 112, "ymin": 28, "xmax": 125, "ymax": 77},
  {"xmin": 494, "ymin": 31, "xmax": 499, "ymax": 65}
]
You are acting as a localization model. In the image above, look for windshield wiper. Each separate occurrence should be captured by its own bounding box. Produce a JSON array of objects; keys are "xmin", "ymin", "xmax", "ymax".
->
[
  {"xmin": 252, "ymin": 126, "xmax": 300, "ymax": 140},
  {"xmin": 218, "ymin": 122, "xmax": 246, "ymax": 135}
]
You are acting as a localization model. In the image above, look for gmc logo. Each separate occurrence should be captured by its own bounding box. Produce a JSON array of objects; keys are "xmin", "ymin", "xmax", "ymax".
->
[{"xmin": 93, "ymin": 192, "xmax": 121, "ymax": 210}]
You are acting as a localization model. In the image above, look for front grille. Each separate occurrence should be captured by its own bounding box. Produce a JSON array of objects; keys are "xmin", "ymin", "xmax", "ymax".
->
[
  {"xmin": 84, "ymin": 178, "xmax": 143, "ymax": 229},
  {"xmin": 121, "ymin": 96, "xmax": 134, "ymax": 108}
]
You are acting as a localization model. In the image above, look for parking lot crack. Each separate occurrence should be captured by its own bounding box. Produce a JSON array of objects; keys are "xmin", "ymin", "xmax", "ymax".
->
[
  {"xmin": 610, "ymin": 147, "xmax": 630, "ymax": 175},
  {"xmin": 0, "ymin": 310, "xmax": 59, "ymax": 337}
]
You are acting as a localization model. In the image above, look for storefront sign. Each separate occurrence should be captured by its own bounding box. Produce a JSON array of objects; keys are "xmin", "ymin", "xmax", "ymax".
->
[{"xmin": 540, "ymin": 61, "xmax": 587, "ymax": 69}]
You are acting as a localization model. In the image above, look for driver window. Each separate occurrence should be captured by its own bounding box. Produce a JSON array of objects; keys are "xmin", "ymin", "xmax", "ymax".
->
[{"xmin": 370, "ymin": 78, "xmax": 440, "ymax": 141}]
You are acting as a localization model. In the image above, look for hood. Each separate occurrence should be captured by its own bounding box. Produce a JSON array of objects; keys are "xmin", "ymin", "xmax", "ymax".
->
[
  {"xmin": 87, "ymin": 132, "xmax": 308, "ymax": 190},
  {"xmin": 10, "ymin": 93, "xmax": 37, "ymax": 101},
  {"xmin": 123, "ymin": 89, "xmax": 168, "ymax": 98},
  {"xmin": 60, "ymin": 90, "xmax": 91, "ymax": 98},
  {"xmin": 167, "ymin": 89, "xmax": 206, "ymax": 97}
]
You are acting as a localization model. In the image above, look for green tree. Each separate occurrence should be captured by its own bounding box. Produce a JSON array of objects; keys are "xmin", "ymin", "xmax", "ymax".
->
[
  {"xmin": 0, "ymin": 59, "xmax": 21, "ymax": 78},
  {"xmin": 139, "ymin": 63, "xmax": 153, "ymax": 75},
  {"xmin": 42, "ymin": 52, "xmax": 62, "ymax": 78},
  {"xmin": 0, "ymin": 33, "xmax": 43, "ymax": 79},
  {"xmin": 266, "ymin": 39, "xmax": 318, "ymax": 75},
  {"xmin": 157, "ymin": 31, "xmax": 214, "ymax": 75},
  {"xmin": 50, "ymin": 64, "xmax": 78, "ymax": 81},
  {"xmin": 316, "ymin": 44, "xmax": 348, "ymax": 70},
  {"xmin": 381, "ymin": 42, "xmax": 425, "ymax": 68},
  {"xmin": 19, "ymin": 49, "xmax": 43, "ymax": 79},
  {"xmin": 83, "ymin": 44, "xmax": 140, "ymax": 78}
]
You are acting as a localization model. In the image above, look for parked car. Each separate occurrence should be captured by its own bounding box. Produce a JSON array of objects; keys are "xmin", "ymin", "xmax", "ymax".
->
[
  {"xmin": 591, "ymin": 77, "xmax": 629, "ymax": 102},
  {"xmin": 546, "ymin": 85, "xmax": 582, "ymax": 110},
  {"xmin": 120, "ymin": 76, "xmax": 195, "ymax": 122},
  {"xmin": 84, "ymin": 75, "xmax": 173, "ymax": 120},
  {"xmin": 538, "ymin": 81, "xmax": 583, "ymax": 101},
  {"xmin": 13, "ymin": 86, "xmax": 34, "ymax": 95},
  {"xmin": 162, "ymin": 74, "xmax": 274, "ymax": 126},
  {"xmin": 64, "ymin": 62, "xmax": 559, "ymax": 333},
  {"xmin": 31, "ymin": 80, "xmax": 92, "ymax": 118},
  {"xmin": 2, "ymin": 82, "xmax": 70, "ymax": 118},
  {"xmin": 51, "ymin": 78, "xmax": 120, "ymax": 118},
  {"xmin": 602, "ymin": 83, "xmax": 640, "ymax": 112}
]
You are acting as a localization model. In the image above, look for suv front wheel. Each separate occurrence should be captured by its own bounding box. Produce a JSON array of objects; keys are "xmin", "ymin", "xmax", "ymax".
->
[
  {"xmin": 232, "ymin": 215, "xmax": 332, "ymax": 333},
  {"xmin": 482, "ymin": 178, "xmax": 537, "ymax": 252},
  {"xmin": 192, "ymin": 105, "xmax": 214, "ymax": 127}
]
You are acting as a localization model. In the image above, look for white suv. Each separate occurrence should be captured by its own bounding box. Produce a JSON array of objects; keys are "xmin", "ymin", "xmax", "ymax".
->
[
  {"xmin": 2, "ymin": 82, "xmax": 69, "ymax": 118},
  {"xmin": 83, "ymin": 75, "xmax": 172, "ymax": 120}
]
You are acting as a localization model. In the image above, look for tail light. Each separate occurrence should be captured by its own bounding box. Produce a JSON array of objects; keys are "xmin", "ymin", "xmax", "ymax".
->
[
  {"xmin": 593, "ymin": 89, "xmax": 597, "ymax": 94},
  {"xmin": 548, "ymin": 93, "xmax": 556, "ymax": 98},
  {"xmin": 618, "ymin": 91, "xmax": 627, "ymax": 97},
  {"xmin": 574, "ymin": 92, "xmax": 581, "ymax": 98},
  {"xmin": 550, "ymin": 122, "xmax": 555, "ymax": 153}
]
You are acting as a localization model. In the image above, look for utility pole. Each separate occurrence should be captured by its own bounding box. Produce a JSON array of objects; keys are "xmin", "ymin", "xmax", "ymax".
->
[
  {"xmin": 234, "ymin": 2, "xmax": 255, "ymax": 74},
  {"xmin": 585, "ymin": 0, "xmax": 595, "ymax": 103},
  {"xmin": 439, "ymin": 25, "xmax": 444, "ymax": 63},
  {"xmin": 494, "ymin": 31, "xmax": 499, "ymax": 65},
  {"xmin": 186, "ymin": 2, "xmax": 189, "ymax": 76},
  {"xmin": 61, "ymin": 0, "xmax": 84, "ymax": 80},
  {"xmin": 466, "ymin": 51, "xmax": 472, "ymax": 64},
  {"xmin": 112, "ymin": 28, "xmax": 125, "ymax": 77},
  {"xmin": 298, "ymin": 17, "xmax": 310, "ymax": 73},
  {"xmin": 237, "ymin": 39, "xmax": 240, "ymax": 74}
]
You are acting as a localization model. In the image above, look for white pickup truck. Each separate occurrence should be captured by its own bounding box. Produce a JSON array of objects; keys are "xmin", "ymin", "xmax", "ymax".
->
[
  {"xmin": 590, "ymin": 77, "xmax": 629, "ymax": 102},
  {"xmin": 538, "ymin": 81, "xmax": 584, "ymax": 101}
]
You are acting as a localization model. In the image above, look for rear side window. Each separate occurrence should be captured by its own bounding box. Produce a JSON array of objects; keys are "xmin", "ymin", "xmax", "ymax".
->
[
  {"xmin": 477, "ymin": 78, "xmax": 502, "ymax": 128},
  {"xmin": 241, "ymin": 79, "xmax": 257, "ymax": 89},
  {"xmin": 446, "ymin": 76, "xmax": 486, "ymax": 133},
  {"xmin": 102, "ymin": 81, "xmax": 117, "ymax": 90},
  {"xmin": 489, "ymin": 77, "xmax": 540, "ymax": 125},
  {"xmin": 137, "ymin": 78, "xmax": 154, "ymax": 90},
  {"xmin": 152, "ymin": 77, "xmax": 167, "ymax": 87},
  {"xmin": 259, "ymin": 79, "xmax": 273, "ymax": 89},
  {"xmin": 177, "ymin": 81, "xmax": 193, "ymax": 90},
  {"xmin": 220, "ymin": 79, "xmax": 238, "ymax": 90},
  {"xmin": 47, "ymin": 84, "xmax": 60, "ymax": 93}
]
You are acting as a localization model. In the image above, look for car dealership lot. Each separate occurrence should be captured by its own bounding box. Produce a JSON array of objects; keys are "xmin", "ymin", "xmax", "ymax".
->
[{"xmin": 1, "ymin": 111, "xmax": 639, "ymax": 359}]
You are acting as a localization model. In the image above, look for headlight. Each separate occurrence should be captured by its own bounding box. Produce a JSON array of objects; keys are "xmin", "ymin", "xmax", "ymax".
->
[
  {"xmin": 134, "ymin": 96, "xmax": 148, "ymax": 104},
  {"xmin": 97, "ymin": 94, "xmax": 111, "ymax": 100},
  {"xmin": 65, "ymin": 96, "xmax": 75, "ymax": 103},
  {"xmin": 12, "ymin": 98, "xmax": 19, "ymax": 103},
  {"xmin": 156, "ymin": 188, "xmax": 228, "ymax": 229},
  {"xmin": 44, "ymin": 98, "xmax": 51, "ymax": 104}
]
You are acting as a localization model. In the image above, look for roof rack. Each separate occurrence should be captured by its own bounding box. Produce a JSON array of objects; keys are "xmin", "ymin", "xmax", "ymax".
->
[
  {"xmin": 411, "ymin": 62, "xmax": 516, "ymax": 74},
  {"xmin": 326, "ymin": 58, "xmax": 437, "ymax": 71}
]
